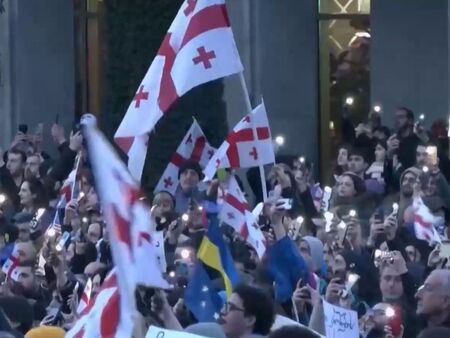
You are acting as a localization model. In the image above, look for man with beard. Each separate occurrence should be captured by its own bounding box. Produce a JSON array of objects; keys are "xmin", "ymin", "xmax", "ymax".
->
[
  {"xmin": 24, "ymin": 154, "xmax": 41, "ymax": 180},
  {"xmin": 386, "ymin": 108, "xmax": 421, "ymax": 171},
  {"xmin": 8, "ymin": 261, "xmax": 50, "ymax": 323}
]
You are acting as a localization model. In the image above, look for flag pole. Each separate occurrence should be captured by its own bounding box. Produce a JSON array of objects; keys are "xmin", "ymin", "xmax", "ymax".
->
[
  {"xmin": 238, "ymin": 73, "xmax": 268, "ymax": 202},
  {"xmin": 71, "ymin": 152, "xmax": 82, "ymax": 199}
]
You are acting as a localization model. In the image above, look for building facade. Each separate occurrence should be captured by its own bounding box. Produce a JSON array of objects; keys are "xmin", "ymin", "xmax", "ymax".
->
[{"xmin": 0, "ymin": 0, "xmax": 448, "ymax": 179}]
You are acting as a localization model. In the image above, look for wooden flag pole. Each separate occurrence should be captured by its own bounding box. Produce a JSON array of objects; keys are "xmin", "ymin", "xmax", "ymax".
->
[{"xmin": 238, "ymin": 72, "xmax": 268, "ymax": 202}]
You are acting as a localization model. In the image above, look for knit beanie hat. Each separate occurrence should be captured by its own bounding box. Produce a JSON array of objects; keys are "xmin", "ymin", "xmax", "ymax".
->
[
  {"xmin": 399, "ymin": 166, "xmax": 422, "ymax": 184},
  {"xmin": 25, "ymin": 326, "xmax": 65, "ymax": 338}
]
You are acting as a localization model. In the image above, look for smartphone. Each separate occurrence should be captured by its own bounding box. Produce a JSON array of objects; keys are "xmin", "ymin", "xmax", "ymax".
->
[
  {"xmin": 72, "ymin": 121, "xmax": 82, "ymax": 134},
  {"xmin": 18, "ymin": 124, "xmax": 28, "ymax": 135},
  {"xmin": 375, "ymin": 208, "xmax": 384, "ymax": 223},
  {"xmin": 426, "ymin": 146, "xmax": 438, "ymax": 166},
  {"xmin": 276, "ymin": 198, "xmax": 293, "ymax": 210},
  {"xmin": 386, "ymin": 305, "xmax": 403, "ymax": 337}
]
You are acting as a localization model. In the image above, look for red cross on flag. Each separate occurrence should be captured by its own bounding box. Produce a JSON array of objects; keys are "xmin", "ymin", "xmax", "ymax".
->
[
  {"xmin": 66, "ymin": 271, "xmax": 133, "ymax": 338},
  {"xmin": 219, "ymin": 177, "xmax": 266, "ymax": 258},
  {"xmin": 114, "ymin": 0, "xmax": 243, "ymax": 181},
  {"xmin": 2, "ymin": 251, "xmax": 20, "ymax": 280},
  {"xmin": 154, "ymin": 119, "xmax": 215, "ymax": 195},
  {"xmin": 413, "ymin": 196, "xmax": 442, "ymax": 244},
  {"xmin": 77, "ymin": 278, "xmax": 93, "ymax": 315},
  {"xmin": 82, "ymin": 124, "xmax": 171, "ymax": 337},
  {"xmin": 203, "ymin": 102, "xmax": 275, "ymax": 180}
]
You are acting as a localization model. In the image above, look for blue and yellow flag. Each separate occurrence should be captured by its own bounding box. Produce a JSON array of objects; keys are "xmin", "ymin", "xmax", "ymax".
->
[{"xmin": 197, "ymin": 215, "xmax": 238, "ymax": 296}]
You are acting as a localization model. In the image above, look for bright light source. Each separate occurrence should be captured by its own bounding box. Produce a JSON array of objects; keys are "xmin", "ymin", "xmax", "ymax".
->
[
  {"xmin": 324, "ymin": 211, "xmax": 334, "ymax": 222},
  {"xmin": 181, "ymin": 249, "xmax": 191, "ymax": 260},
  {"xmin": 329, "ymin": 121, "xmax": 335, "ymax": 130},
  {"xmin": 169, "ymin": 271, "xmax": 176, "ymax": 278},
  {"xmin": 0, "ymin": 194, "xmax": 6, "ymax": 205},
  {"xmin": 373, "ymin": 105, "xmax": 381, "ymax": 113},
  {"xmin": 82, "ymin": 217, "xmax": 89, "ymax": 223},
  {"xmin": 426, "ymin": 146, "xmax": 435, "ymax": 155},
  {"xmin": 47, "ymin": 228, "xmax": 56, "ymax": 237},
  {"xmin": 375, "ymin": 249, "xmax": 382, "ymax": 259},
  {"xmin": 55, "ymin": 244, "xmax": 63, "ymax": 252},
  {"xmin": 349, "ymin": 209, "xmax": 357, "ymax": 217},
  {"xmin": 299, "ymin": 156, "xmax": 305, "ymax": 164},
  {"xmin": 201, "ymin": 286, "xmax": 209, "ymax": 292},
  {"xmin": 423, "ymin": 166, "xmax": 429, "ymax": 173},
  {"xmin": 338, "ymin": 221, "xmax": 346, "ymax": 229},
  {"xmin": 392, "ymin": 203, "xmax": 399, "ymax": 213},
  {"xmin": 419, "ymin": 114, "xmax": 425, "ymax": 121},
  {"xmin": 385, "ymin": 306, "xmax": 395, "ymax": 318},
  {"xmin": 345, "ymin": 96, "xmax": 354, "ymax": 106},
  {"xmin": 275, "ymin": 135, "xmax": 285, "ymax": 146},
  {"xmin": 198, "ymin": 206, "xmax": 203, "ymax": 212},
  {"xmin": 181, "ymin": 213, "xmax": 189, "ymax": 222},
  {"xmin": 347, "ymin": 273, "xmax": 359, "ymax": 284},
  {"xmin": 448, "ymin": 117, "xmax": 450, "ymax": 137},
  {"xmin": 296, "ymin": 216, "xmax": 304, "ymax": 224},
  {"xmin": 36, "ymin": 208, "xmax": 46, "ymax": 220}
]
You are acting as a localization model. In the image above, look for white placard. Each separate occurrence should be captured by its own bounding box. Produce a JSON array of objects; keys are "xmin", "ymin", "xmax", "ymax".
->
[
  {"xmin": 323, "ymin": 300, "xmax": 358, "ymax": 338},
  {"xmin": 146, "ymin": 326, "xmax": 207, "ymax": 338},
  {"xmin": 153, "ymin": 231, "xmax": 167, "ymax": 273}
]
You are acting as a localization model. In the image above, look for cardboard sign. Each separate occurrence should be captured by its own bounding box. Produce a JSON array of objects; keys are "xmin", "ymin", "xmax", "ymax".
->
[{"xmin": 323, "ymin": 300, "xmax": 358, "ymax": 338}]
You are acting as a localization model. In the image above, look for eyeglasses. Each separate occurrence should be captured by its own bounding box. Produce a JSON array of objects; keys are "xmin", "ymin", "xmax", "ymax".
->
[{"xmin": 222, "ymin": 301, "xmax": 244, "ymax": 313}]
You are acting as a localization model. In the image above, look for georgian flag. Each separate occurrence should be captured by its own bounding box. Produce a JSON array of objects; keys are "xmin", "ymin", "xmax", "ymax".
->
[
  {"xmin": 77, "ymin": 278, "xmax": 93, "ymax": 315},
  {"xmin": 413, "ymin": 196, "xmax": 442, "ymax": 244},
  {"xmin": 154, "ymin": 119, "xmax": 215, "ymax": 195},
  {"xmin": 114, "ymin": 0, "xmax": 243, "ymax": 181},
  {"xmin": 85, "ymin": 124, "xmax": 171, "ymax": 291},
  {"xmin": 203, "ymin": 102, "xmax": 275, "ymax": 180},
  {"xmin": 66, "ymin": 272, "xmax": 130, "ymax": 338},
  {"xmin": 219, "ymin": 177, "xmax": 266, "ymax": 258},
  {"xmin": 2, "ymin": 252, "xmax": 20, "ymax": 280}
]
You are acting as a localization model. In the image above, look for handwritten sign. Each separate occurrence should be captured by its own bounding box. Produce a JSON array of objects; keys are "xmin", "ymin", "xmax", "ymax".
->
[
  {"xmin": 323, "ymin": 300, "xmax": 358, "ymax": 338},
  {"xmin": 146, "ymin": 326, "xmax": 207, "ymax": 338}
]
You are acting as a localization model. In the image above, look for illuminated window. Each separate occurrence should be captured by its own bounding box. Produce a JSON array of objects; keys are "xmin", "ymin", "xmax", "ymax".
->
[{"xmin": 318, "ymin": 0, "xmax": 371, "ymax": 182}]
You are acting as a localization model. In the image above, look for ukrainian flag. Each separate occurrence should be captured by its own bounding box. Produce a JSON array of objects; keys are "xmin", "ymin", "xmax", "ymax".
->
[{"xmin": 197, "ymin": 215, "xmax": 238, "ymax": 296}]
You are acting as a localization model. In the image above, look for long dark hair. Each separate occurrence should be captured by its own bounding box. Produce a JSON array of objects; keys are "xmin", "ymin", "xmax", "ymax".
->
[{"xmin": 23, "ymin": 177, "xmax": 48, "ymax": 209}]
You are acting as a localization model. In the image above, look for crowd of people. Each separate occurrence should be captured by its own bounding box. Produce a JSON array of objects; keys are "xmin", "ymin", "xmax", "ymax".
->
[{"xmin": 0, "ymin": 106, "xmax": 449, "ymax": 338}]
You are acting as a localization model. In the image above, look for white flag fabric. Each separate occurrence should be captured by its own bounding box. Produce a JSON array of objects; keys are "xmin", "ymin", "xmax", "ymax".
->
[
  {"xmin": 70, "ymin": 125, "xmax": 171, "ymax": 337},
  {"xmin": 219, "ymin": 177, "xmax": 266, "ymax": 258},
  {"xmin": 77, "ymin": 278, "xmax": 93, "ymax": 315},
  {"xmin": 2, "ymin": 251, "xmax": 20, "ymax": 281},
  {"xmin": 203, "ymin": 102, "xmax": 275, "ymax": 180},
  {"xmin": 154, "ymin": 119, "xmax": 215, "ymax": 195},
  {"xmin": 413, "ymin": 196, "xmax": 442, "ymax": 244},
  {"xmin": 114, "ymin": 0, "xmax": 243, "ymax": 181},
  {"xmin": 86, "ymin": 125, "xmax": 171, "ymax": 290},
  {"xmin": 66, "ymin": 272, "xmax": 132, "ymax": 338}
]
